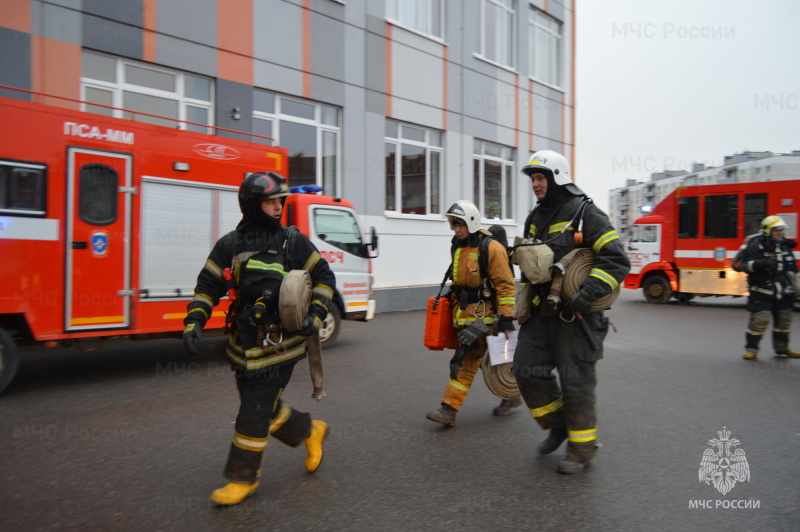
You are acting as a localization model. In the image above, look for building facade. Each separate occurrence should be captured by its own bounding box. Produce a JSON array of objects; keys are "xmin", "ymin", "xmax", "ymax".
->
[
  {"xmin": 609, "ymin": 151, "xmax": 800, "ymax": 241},
  {"xmin": 0, "ymin": 0, "xmax": 576, "ymax": 312}
]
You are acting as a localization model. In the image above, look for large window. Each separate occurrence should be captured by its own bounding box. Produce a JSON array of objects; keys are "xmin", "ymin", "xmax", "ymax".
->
[
  {"xmin": 81, "ymin": 51, "xmax": 213, "ymax": 133},
  {"xmin": 704, "ymin": 194, "xmax": 738, "ymax": 239},
  {"xmin": 478, "ymin": 0, "xmax": 516, "ymax": 68},
  {"xmin": 743, "ymin": 193, "xmax": 767, "ymax": 236},
  {"xmin": 678, "ymin": 196, "xmax": 698, "ymax": 239},
  {"xmin": 253, "ymin": 91, "xmax": 341, "ymax": 196},
  {"xmin": 386, "ymin": 0, "xmax": 444, "ymax": 40},
  {"xmin": 528, "ymin": 7, "xmax": 563, "ymax": 88},
  {"xmin": 0, "ymin": 160, "xmax": 47, "ymax": 217},
  {"xmin": 385, "ymin": 120, "xmax": 443, "ymax": 215},
  {"xmin": 473, "ymin": 140, "xmax": 514, "ymax": 220}
]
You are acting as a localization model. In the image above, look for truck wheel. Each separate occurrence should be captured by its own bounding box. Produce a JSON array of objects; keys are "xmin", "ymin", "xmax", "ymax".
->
[
  {"xmin": 0, "ymin": 327, "xmax": 20, "ymax": 394},
  {"xmin": 319, "ymin": 304, "xmax": 341, "ymax": 349},
  {"xmin": 642, "ymin": 275, "xmax": 672, "ymax": 304}
]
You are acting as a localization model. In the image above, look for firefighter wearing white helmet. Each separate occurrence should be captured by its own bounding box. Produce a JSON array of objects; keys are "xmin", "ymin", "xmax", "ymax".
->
[
  {"xmin": 512, "ymin": 150, "xmax": 630, "ymax": 474},
  {"xmin": 732, "ymin": 215, "xmax": 799, "ymax": 360},
  {"xmin": 426, "ymin": 200, "xmax": 520, "ymax": 426}
]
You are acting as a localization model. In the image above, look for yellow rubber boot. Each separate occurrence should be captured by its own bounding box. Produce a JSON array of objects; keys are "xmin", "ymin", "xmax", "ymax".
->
[
  {"xmin": 304, "ymin": 420, "xmax": 328, "ymax": 472},
  {"xmin": 210, "ymin": 482, "xmax": 259, "ymax": 506},
  {"xmin": 777, "ymin": 349, "xmax": 800, "ymax": 358},
  {"xmin": 742, "ymin": 351, "xmax": 757, "ymax": 360}
]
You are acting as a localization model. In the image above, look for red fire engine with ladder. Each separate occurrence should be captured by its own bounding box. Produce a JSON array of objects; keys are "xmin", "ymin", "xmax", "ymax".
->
[
  {"xmin": 624, "ymin": 180, "xmax": 800, "ymax": 303},
  {"xmin": 0, "ymin": 90, "xmax": 377, "ymax": 393}
]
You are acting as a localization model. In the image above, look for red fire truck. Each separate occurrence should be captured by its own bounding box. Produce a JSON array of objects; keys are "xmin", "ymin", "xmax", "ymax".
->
[
  {"xmin": 0, "ymin": 92, "xmax": 377, "ymax": 393},
  {"xmin": 623, "ymin": 180, "xmax": 800, "ymax": 304}
]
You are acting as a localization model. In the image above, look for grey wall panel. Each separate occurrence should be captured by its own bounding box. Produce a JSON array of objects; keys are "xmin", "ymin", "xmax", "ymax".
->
[
  {"xmin": 391, "ymin": 43, "xmax": 443, "ymax": 112},
  {"xmin": 361, "ymin": 110, "xmax": 388, "ymax": 217},
  {"xmin": 216, "ymin": 79, "xmax": 253, "ymax": 137},
  {"xmin": 83, "ymin": 0, "xmax": 143, "ymax": 27},
  {"xmin": 253, "ymin": 59, "xmax": 302, "ymax": 96},
  {"xmin": 364, "ymin": 32, "xmax": 386, "ymax": 94},
  {"xmin": 31, "ymin": 2, "xmax": 81, "ymax": 44},
  {"xmin": 82, "ymin": 13, "xmax": 142, "ymax": 60},
  {"xmin": 311, "ymin": 12, "xmax": 345, "ymax": 82},
  {"xmin": 309, "ymin": 74, "xmax": 344, "ymax": 107},
  {"xmin": 156, "ymin": 0, "xmax": 217, "ymax": 48},
  {"xmin": 45, "ymin": 0, "xmax": 81, "ymax": 8},
  {"xmin": 0, "ymin": 28, "xmax": 31, "ymax": 99},
  {"xmin": 365, "ymin": 88, "xmax": 384, "ymax": 115},
  {"xmin": 253, "ymin": 0, "xmax": 302, "ymax": 70},
  {"xmin": 156, "ymin": 34, "xmax": 216, "ymax": 77},
  {"xmin": 343, "ymin": 23, "xmax": 365, "ymax": 87}
]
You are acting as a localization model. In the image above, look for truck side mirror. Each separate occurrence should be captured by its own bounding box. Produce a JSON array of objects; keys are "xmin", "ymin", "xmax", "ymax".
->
[{"xmin": 366, "ymin": 226, "xmax": 379, "ymax": 258}]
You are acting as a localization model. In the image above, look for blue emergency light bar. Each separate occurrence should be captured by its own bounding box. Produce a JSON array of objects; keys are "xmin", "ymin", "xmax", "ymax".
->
[{"xmin": 290, "ymin": 185, "xmax": 323, "ymax": 194}]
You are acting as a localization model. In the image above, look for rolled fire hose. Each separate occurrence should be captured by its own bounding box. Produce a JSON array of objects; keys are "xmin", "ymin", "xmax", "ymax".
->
[
  {"xmin": 279, "ymin": 270, "xmax": 326, "ymax": 401},
  {"xmin": 557, "ymin": 248, "xmax": 621, "ymax": 312},
  {"xmin": 480, "ymin": 350, "xmax": 520, "ymax": 400}
]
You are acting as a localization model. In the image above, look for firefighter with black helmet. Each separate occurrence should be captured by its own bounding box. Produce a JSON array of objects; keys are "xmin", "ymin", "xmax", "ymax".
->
[
  {"xmin": 426, "ymin": 200, "xmax": 519, "ymax": 427},
  {"xmin": 732, "ymin": 215, "xmax": 799, "ymax": 360},
  {"xmin": 182, "ymin": 171, "xmax": 336, "ymax": 505},
  {"xmin": 512, "ymin": 150, "xmax": 630, "ymax": 474}
]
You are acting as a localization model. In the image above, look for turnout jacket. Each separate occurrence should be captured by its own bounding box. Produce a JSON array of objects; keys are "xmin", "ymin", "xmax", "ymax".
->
[
  {"xmin": 521, "ymin": 193, "xmax": 629, "ymax": 310},
  {"xmin": 450, "ymin": 231, "xmax": 516, "ymax": 328},
  {"xmin": 185, "ymin": 226, "xmax": 336, "ymax": 374},
  {"xmin": 733, "ymin": 234, "xmax": 797, "ymax": 309}
]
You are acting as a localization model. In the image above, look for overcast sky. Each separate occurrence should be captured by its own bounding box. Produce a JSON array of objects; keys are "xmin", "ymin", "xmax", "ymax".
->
[{"xmin": 574, "ymin": 0, "xmax": 800, "ymax": 213}]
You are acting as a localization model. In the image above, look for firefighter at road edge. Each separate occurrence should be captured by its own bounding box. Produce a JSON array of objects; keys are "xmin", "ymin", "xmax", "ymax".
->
[
  {"xmin": 182, "ymin": 172, "xmax": 335, "ymax": 505},
  {"xmin": 426, "ymin": 200, "xmax": 520, "ymax": 427},
  {"xmin": 732, "ymin": 215, "xmax": 799, "ymax": 360},
  {"xmin": 513, "ymin": 150, "xmax": 630, "ymax": 474}
]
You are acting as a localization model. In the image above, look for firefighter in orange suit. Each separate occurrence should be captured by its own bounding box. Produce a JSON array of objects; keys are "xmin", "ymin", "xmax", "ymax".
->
[
  {"xmin": 182, "ymin": 172, "xmax": 335, "ymax": 506},
  {"xmin": 426, "ymin": 200, "xmax": 519, "ymax": 426}
]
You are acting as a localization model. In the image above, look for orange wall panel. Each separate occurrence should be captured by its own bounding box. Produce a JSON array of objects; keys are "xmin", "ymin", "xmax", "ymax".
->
[
  {"xmin": 0, "ymin": 0, "xmax": 31, "ymax": 33},
  {"xmin": 217, "ymin": 0, "xmax": 253, "ymax": 85},
  {"xmin": 32, "ymin": 36, "xmax": 81, "ymax": 110}
]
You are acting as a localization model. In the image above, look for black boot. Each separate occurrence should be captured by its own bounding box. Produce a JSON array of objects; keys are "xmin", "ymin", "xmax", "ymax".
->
[
  {"xmin": 537, "ymin": 426, "xmax": 567, "ymax": 455},
  {"xmin": 556, "ymin": 444, "xmax": 598, "ymax": 474},
  {"xmin": 492, "ymin": 396, "xmax": 522, "ymax": 416}
]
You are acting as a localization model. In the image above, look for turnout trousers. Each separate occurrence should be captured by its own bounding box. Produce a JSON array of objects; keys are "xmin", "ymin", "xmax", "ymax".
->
[
  {"xmin": 441, "ymin": 336, "xmax": 488, "ymax": 410},
  {"xmin": 745, "ymin": 307, "xmax": 793, "ymax": 354},
  {"xmin": 225, "ymin": 363, "xmax": 312, "ymax": 484},
  {"xmin": 513, "ymin": 311, "xmax": 608, "ymax": 461}
]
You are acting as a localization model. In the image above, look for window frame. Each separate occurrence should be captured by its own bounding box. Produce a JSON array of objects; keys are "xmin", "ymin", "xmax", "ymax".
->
[
  {"xmin": 473, "ymin": 139, "xmax": 515, "ymax": 221},
  {"xmin": 0, "ymin": 159, "xmax": 48, "ymax": 217},
  {"xmin": 253, "ymin": 90, "xmax": 342, "ymax": 197},
  {"xmin": 384, "ymin": 120, "xmax": 444, "ymax": 217},
  {"xmin": 477, "ymin": 0, "xmax": 516, "ymax": 69},
  {"xmin": 528, "ymin": 6, "xmax": 564, "ymax": 89},
  {"xmin": 80, "ymin": 51, "xmax": 214, "ymax": 133},
  {"xmin": 386, "ymin": 0, "xmax": 445, "ymax": 42}
]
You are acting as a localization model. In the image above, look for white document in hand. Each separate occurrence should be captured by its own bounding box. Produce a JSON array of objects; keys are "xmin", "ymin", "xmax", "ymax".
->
[{"xmin": 486, "ymin": 330, "xmax": 518, "ymax": 366}]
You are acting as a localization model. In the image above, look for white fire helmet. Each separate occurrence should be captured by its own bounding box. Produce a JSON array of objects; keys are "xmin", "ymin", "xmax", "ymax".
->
[
  {"xmin": 521, "ymin": 150, "xmax": 571, "ymax": 186},
  {"xmin": 446, "ymin": 200, "xmax": 482, "ymax": 233},
  {"xmin": 760, "ymin": 215, "xmax": 787, "ymax": 237}
]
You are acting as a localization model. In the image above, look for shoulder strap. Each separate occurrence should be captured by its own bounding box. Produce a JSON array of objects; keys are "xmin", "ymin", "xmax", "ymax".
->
[{"xmin": 478, "ymin": 235, "xmax": 495, "ymax": 281}]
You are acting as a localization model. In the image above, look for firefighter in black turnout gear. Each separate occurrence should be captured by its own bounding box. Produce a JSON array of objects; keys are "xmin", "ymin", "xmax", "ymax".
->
[
  {"xmin": 183, "ymin": 172, "xmax": 335, "ymax": 505},
  {"xmin": 732, "ymin": 215, "xmax": 799, "ymax": 360},
  {"xmin": 512, "ymin": 150, "xmax": 630, "ymax": 474}
]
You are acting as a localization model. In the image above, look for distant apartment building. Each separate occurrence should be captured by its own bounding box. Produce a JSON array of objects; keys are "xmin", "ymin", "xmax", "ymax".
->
[{"xmin": 609, "ymin": 151, "xmax": 800, "ymax": 240}]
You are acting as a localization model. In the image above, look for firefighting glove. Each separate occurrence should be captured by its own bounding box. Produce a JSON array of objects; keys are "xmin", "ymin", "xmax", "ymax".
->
[
  {"xmin": 182, "ymin": 322, "xmax": 203, "ymax": 356},
  {"xmin": 498, "ymin": 315, "xmax": 515, "ymax": 333},
  {"xmin": 565, "ymin": 291, "xmax": 593, "ymax": 315},
  {"xmin": 296, "ymin": 315, "xmax": 319, "ymax": 337},
  {"xmin": 753, "ymin": 257, "xmax": 777, "ymax": 272},
  {"xmin": 458, "ymin": 319, "xmax": 490, "ymax": 347}
]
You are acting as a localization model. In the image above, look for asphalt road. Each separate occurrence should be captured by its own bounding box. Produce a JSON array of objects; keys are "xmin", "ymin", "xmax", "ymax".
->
[{"xmin": 1, "ymin": 290, "xmax": 799, "ymax": 532}]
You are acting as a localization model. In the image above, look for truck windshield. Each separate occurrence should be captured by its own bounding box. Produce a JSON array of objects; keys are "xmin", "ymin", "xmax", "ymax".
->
[{"xmin": 314, "ymin": 207, "xmax": 366, "ymax": 257}]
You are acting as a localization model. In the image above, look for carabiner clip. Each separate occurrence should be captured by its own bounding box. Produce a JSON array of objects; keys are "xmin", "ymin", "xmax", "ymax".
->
[{"xmin": 473, "ymin": 300, "xmax": 486, "ymax": 319}]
